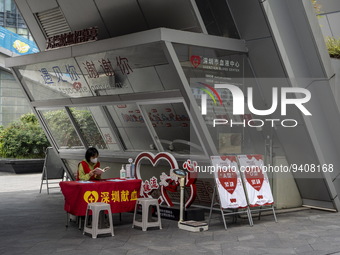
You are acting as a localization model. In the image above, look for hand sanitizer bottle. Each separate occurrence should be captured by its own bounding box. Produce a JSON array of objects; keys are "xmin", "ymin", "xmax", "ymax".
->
[{"xmin": 120, "ymin": 164, "xmax": 126, "ymax": 179}]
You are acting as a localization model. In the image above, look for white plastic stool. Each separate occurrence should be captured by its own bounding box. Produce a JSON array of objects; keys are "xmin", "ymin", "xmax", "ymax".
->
[
  {"xmin": 132, "ymin": 198, "xmax": 162, "ymax": 231},
  {"xmin": 83, "ymin": 202, "xmax": 114, "ymax": 238}
]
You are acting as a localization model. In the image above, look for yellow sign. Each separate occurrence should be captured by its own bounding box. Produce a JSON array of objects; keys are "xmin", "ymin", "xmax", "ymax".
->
[{"xmin": 13, "ymin": 40, "xmax": 30, "ymax": 53}]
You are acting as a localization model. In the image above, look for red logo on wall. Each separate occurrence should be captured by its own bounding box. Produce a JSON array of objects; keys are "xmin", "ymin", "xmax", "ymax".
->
[
  {"xmin": 190, "ymin": 55, "xmax": 201, "ymax": 68},
  {"xmin": 73, "ymin": 82, "xmax": 82, "ymax": 91}
]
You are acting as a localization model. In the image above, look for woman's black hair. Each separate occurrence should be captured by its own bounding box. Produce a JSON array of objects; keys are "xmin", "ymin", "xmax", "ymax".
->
[{"xmin": 85, "ymin": 147, "xmax": 99, "ymax": 163}]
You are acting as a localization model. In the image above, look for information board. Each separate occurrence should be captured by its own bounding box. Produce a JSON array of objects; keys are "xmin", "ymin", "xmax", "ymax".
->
[
  {"xmin": 0, "ymin": 26, "xmax": 39, "ymax": 55},
  {"xmin": 210, "ymin": 155, "xmax": 248, "ymax": 209},
  {"xmin": 237, "ymin": 155, "xmax": 274, "ymax": 207}
]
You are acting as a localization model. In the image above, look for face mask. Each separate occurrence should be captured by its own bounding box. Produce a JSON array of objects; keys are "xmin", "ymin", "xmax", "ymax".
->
[{"xmin": 90, "ymin": 158, "xmax": 98, "ymax": 164}]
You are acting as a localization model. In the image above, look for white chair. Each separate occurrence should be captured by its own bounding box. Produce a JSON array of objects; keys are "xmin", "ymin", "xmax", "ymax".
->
[
  {"xmin": 83, "ymin": 202, "xmax": 114, "ymax": 238},
  {"xmin": 132, "ymin": 198, "xmax": 162, "ymax": 231}
]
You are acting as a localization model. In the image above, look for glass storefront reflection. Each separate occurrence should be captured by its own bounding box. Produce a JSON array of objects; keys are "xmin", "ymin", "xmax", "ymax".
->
[
  {"xmin": 69, "ymin": 106, "xmax": 120, "ymax": 150},
  {"xmin": 106, "ymin": 104, "xmax": 155, "ymax": 151},
  {"xmin": 40, "ymin": 108, "xmax": 84, "ymax": 149},
  {"xmin": 141, "ymin": 102, "xmax": 204, "ymax": 155},
  {"xmin": 173, "ymin": 43, "xmax": 246, "ymax": 154},
  {"xmin": 17, "ymin": 58, "xmax": 93, "ymax": 100},
  {"xmin": 75, "ymin": 42, "xmax": 175, "ymax": 96},
  {"xmin": 15, "ymin": 42, "xmax": 181, "ymax": 101},
  {"xmin": 12, "ymin": 38, "xmax": 251, "ymax": 157}
]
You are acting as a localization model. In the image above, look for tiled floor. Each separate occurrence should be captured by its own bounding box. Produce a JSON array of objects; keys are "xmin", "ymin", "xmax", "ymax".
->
[{"xmin": 1, "ymin": 172, "xmax": 340, "ymax": 255}]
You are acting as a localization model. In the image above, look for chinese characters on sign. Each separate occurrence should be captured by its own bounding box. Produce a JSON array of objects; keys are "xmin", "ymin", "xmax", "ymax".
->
[
  {"xmin": 116, "ymin": 56, "xmax": 133, "ymax": 75},
  {"xmin": 83, "ymin": 189, "xmax": 138, "ymax": 203},
  {"xmin": 120, "ymin": 106, "xmax": 190, "ymax": 128},
  {"xmin": 39, "ymin": 64, "xmax": 90, "ymax": 95},
  {"xmin": 142, "ymin": 176, "xmax": 160, "ymax": 194},
  {"xmin": 46, "ymin": 27, "xmax": 98, "ymax": 50},
  {"xmin": 82, "ymin": 58, "xmax": 124, "ymax": 78},
  {"xmin": 40, "ymin": 64, "xmax": 81, "ymax": 84},
  {"xmin": 38, "ymin": 55, "xmax": 133, "ymax": 96},
  {"xmin": 190, "ymin": 55, "xmax": 241, "ymax": 73}
]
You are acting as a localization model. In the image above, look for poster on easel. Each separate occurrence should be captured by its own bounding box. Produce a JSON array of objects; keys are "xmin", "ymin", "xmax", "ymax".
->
[
  {"xmin": 237, "ymin": 155, "xmax": 274, "ymax": 207},
  {"xmin": 210, "ymin": 155, "xmax": 248, "ymax": 209}
]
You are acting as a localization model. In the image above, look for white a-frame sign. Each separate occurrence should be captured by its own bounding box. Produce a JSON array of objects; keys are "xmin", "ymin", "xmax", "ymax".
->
[
  {"xmin": 209, "ymin": 155, "xmax": 253, "ymax": 229},
  {"xmin": 237, "ymin": 155, "xmax": 277, "ymax": 222}
]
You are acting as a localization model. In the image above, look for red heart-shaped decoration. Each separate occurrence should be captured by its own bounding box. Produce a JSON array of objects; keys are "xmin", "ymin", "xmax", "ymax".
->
[
  {"xmin": 245, "ymin": 167, "xmax": 264, "ymax": 191},
  {"xmin": 217, "ymin": 168, "xmax": 237, "ymax": 195},
  {"xmin": 135, "ymin": 152, "xmax": 197, "ymax": 208}
]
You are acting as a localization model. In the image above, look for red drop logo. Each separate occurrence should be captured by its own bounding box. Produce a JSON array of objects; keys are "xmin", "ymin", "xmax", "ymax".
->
[{"xmin": 190, "ymin": 55, "xmax": 201, "ymax": 68}]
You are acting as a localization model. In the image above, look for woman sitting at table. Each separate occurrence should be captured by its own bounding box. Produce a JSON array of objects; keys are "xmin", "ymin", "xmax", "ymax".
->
[{"xmin": 77, "ymin": 147, "xmax": 102, "ymax": 181}]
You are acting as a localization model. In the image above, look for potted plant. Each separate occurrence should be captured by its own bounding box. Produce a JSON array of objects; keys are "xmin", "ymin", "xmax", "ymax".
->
[{"xmin": 0, "ymin": 113, "xmax": 50, "ymax": 174}]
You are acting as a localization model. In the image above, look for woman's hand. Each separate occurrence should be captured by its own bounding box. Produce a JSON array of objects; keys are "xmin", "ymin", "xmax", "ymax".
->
[{"xmin": 89, "ymin": 170, "xmax": 95, "ymax": 177}]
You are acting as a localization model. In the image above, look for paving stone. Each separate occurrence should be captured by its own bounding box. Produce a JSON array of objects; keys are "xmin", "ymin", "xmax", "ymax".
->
[
  {"xmin": 2, "ymin": 173, "xmax": 340, "ymax": 255},
  {"xmin": 293, "ymin": 244, "xmax": 314, "ymax": 254}
]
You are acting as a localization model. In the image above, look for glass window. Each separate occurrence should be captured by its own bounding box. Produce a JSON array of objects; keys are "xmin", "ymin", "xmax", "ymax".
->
[
  {"xmin": 0, "ymin": 70, "xmax": 31, "ymax": 127},
  {"xmin": 5, "ymin": 26, "xmax": 15, "ymax": 33},
  {"xmin": 17, "ymin": 58, "xmax": 93, "ymax": 101},
  {"xmin": 0, "ymin": 70, "xmax": 15, "ymax": 80},
  {"xmin": 6, "ymin": 13, "xmax": 16, "ymax": 26},
  {"xmin": 106, "ymin": 103, "xmax": 155, "ymax": 151},
  {"xmin": 0, "ymin": 1, "xmax": 4, "ymax": 12},
  {"xmin": 15, "ymin": 42, "xmax": 181, "ymax": 101},
  {"xmin": 17, "ymin": 28, "xmax": 28, "ymax": 36},
  {"xmin": 5, "ymin": 0, "xmax": 12, "ymax": 12},
  {"xmin": 195, "ymin": 0, "xmax": 240, "ymax": 38},
  {"xmin": 75, "ymin": 42, "xmax": 179, "ymax": 96},
  {"xmin": 173, "ymin": 43, "xmax": 246, "ymax": 154},
  {"xmin": 40, "ymin": 108, "xmax": 84, "ymax": 149},
  {"xmin": 69, "ymin": 106, "xmax": 120, "ymax": 151},
  {"xmin": 17, "ymin": 13, "xmax": 27, "ymax": 28},
  {"xmin": 141, "ymin": 102, "xmax": 204, "ymax": 155}
]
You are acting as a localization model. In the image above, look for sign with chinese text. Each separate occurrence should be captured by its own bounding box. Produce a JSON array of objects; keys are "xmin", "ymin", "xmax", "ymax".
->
[
  {"xmin": 211, "ymin": 155, "xmax": 248, "ymax": 209},
  {"xmin": 237, "ymin": 155, "xmax": 274, "ymax": 207},
  {"xmin": 83, "ymin": 189, "xmax": 138, "ymax": 203},
  {"xmin": 59, "ymin": 179, "xmax": 142, "ymax": 216},
  {"xmin": 76, "ymin": 54, "xmax": 134, "ymax": 96},
  {"xmin": 46, "ymin": 27, "xmax": 98, "ymax": 50},
  {"xmin": 34, "ymin": 59, "xmax": 93, "ymax": 98},
  {"xmin": 190, "ymin": 55, "xmax": 242, "ymax": 73}
]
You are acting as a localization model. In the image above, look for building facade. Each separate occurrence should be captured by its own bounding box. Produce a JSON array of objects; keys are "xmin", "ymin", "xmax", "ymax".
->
[
  {"xmin": 0, "ymin": 0, "xmax": 35, "ymax": 127},
  {"xmin": 8, "ymin": 0, "xmax": 340, "ymax": 211}
]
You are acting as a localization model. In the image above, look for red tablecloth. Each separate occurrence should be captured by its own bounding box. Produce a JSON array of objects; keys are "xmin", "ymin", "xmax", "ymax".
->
[{"xmin": 59, "ymin": 179, "xmax": 142, "ymax": 216}]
